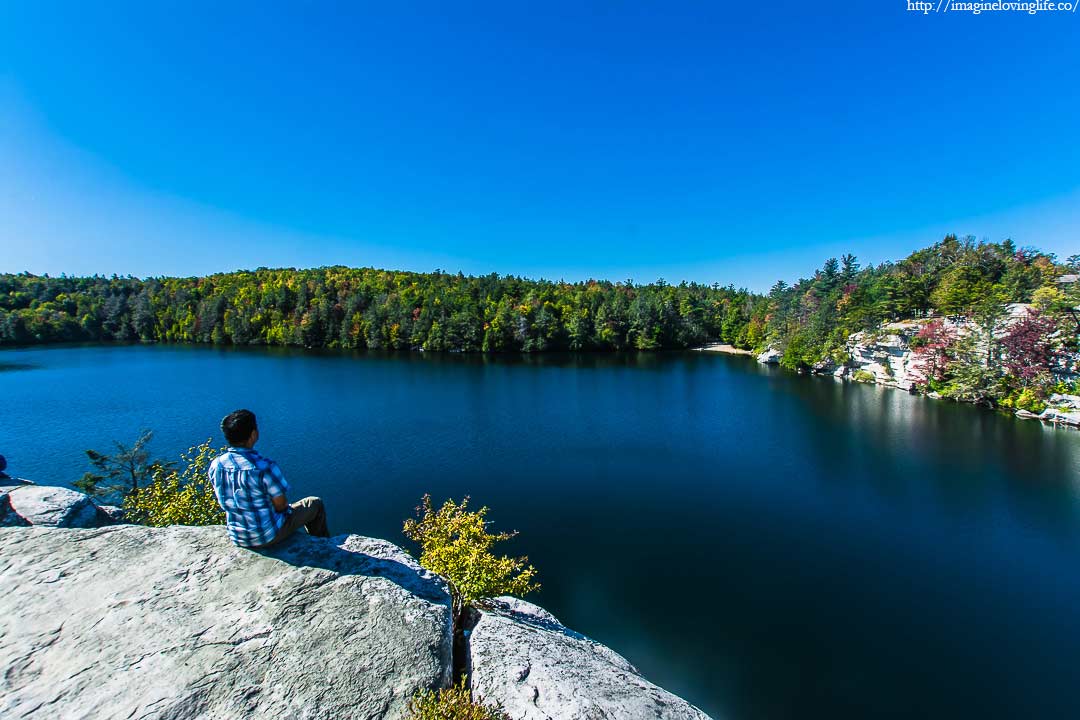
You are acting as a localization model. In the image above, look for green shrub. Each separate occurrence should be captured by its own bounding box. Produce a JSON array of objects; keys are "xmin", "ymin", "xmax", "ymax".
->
[
  {"xmin": 779, "ymin": 331, "xmax": 818, "ymax": 372},
  {"xmin": 123, "ymin": 440, "xmax": 225, "ymax": 527},
  {"xmin": 406, "ymin": 679, "xmax": 508, "ymax": 720},
  {"xmin": 1015, "ymin": 388, "xmax": 1047, "ymax": 414},
  {"xmin": 403, "ymin": 495, "xmax": 539, "ymax": 618},
  {"xmin": 853, "ymin": 369, "xmax": 875, "ymax": 383}
]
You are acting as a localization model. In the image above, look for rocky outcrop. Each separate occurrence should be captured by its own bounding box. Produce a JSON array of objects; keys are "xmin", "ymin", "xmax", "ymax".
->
[
  {"xmin": 838, "ymin": 323, "xmax": 922, "ymax": 390},
  {"xmin": 0, "ymin": 525, "xmax": 453, "ymax": 720},
  {"xmin": 751, "ymin": 309, "xmax": 1080, "ymax": 431},
  {"xmin": 0, "ymin": 484, "xmax": 714, "ymax": 719},
  {"xmin": 468, "ymin": 597, "xmax": 711, "ymax": 720},
  {"xmin": 1028, "ymin": 394, "xmax": 1080, "ymax": 427},
  {"xmin": 2, "ymin": 484, "xmax": 115, "ymax": 528},
  {"xmin": 1036, "ymin": 408, "xmax": 1080, "ymax": 426},
  {"xmin": 1051, "ymin": 393, "xmax": 1080, "ymax": 408},
  {"xmin": 756, "ymin": 347, "xmax": 781, "ymax": 364}
]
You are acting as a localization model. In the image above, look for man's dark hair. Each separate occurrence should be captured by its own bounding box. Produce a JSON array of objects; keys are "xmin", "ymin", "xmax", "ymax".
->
[{"xmin": 221, "ymin": 409, "xmax": 257, "ymax": 446}]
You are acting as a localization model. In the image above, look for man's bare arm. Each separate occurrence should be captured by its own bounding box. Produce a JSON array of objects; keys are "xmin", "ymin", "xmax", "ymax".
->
[{"xmin": 271, "ymin": 495, "xmax": 289, "ymax": 513}]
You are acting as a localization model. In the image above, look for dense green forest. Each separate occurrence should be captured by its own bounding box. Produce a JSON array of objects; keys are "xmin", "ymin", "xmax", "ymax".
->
[
  {"xmin": 0, "ymin": 263, "xmax": 757, "ymax": 352},
  {"xmin": 2, "ymin": 235, "xmax": 1076, "ymax": 408}
]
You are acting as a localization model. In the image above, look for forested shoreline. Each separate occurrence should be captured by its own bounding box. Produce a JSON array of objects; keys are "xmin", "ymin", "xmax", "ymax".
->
[{"xmin": 2, "ymin": 235, "xmax": 1076, "ymax": 411}]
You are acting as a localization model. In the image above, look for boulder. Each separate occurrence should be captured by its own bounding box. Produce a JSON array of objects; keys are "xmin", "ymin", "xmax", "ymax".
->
[
  {"xmin": 4, "ymin": 485, "xmax": 108, "ymax": 528},
  {"xmin": 0, "ymin": 526, "xmax": 453, "ymax": 720},
  {"xmin": 1049, "ymin": 393, "xmax": 1080, "ymax": 411},
  {"xmin": 468, "ymin": 597, "xmax": 712, "ymax": 720},
  {"xmin": 1038, "ymin": 408, "xmax": 1080, "ymax": 427},
  {"xmin": 756, "ymin": 347, "xmax": 781, "ymax": 364}
]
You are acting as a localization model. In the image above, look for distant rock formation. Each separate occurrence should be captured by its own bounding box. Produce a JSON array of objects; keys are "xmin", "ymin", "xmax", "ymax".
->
[
  {"xmin": 838, "ymin": 321, "xmax": 924, "ymax": 391},
  {"xmin": 1033, "ymin": 393, "xmax": 1080, "ymax": 427},
  {"xmin": 0, "ymin": 485, "xmax": 714, "ymax": 719},
  {"xmin": 756, "ymin": 347, "xmax": 781, "ymax": 364},
  {"xmin": 753, "ymin": 307, "xmax": 1080, "ymax": 430}
]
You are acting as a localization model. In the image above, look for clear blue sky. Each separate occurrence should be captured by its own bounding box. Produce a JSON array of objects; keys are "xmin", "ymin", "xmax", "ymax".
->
[{"xmin": 1, "ymin": 2, "xmax": 1077, "ymax": 292}]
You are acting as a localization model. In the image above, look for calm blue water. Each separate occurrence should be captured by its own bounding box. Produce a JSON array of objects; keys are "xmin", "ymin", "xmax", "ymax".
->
[{"xmin": 4, "ymin": 344, "xmax": 1080, "ymax": 719}]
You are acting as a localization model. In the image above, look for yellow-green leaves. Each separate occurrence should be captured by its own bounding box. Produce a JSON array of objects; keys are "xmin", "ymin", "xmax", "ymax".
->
[
  {"xmin": 406, "ymin": 678, "xmax": 508, "ymax": 720},
  {"xmin": 403, "ymin": 494, "xmax": 539, "ymax": 612},
  {"xmin": 122, "ymin": 439, "xmax": 225, "ymax": 527}
]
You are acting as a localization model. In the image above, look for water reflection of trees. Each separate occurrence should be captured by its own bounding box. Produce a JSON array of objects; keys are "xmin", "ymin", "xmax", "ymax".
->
[{"xmin": 782, "ymin": 370, "xmax": 1080, "ymax": 545}]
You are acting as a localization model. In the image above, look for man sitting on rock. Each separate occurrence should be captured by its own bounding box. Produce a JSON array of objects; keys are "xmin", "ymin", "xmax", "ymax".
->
[{"xmin": 209, "ymin": 409, "xmax": 330, "ymax": 548}]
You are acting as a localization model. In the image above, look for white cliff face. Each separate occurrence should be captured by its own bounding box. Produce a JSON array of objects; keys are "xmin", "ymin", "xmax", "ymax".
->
[{"xmin": 840, "ymin": 322, "xmax": 925, "ymax": 391}]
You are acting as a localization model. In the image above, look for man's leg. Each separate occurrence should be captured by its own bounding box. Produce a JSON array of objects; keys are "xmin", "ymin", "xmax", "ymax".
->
[
  {"xmin": 289, "ymin": 496, "xmax": 330, "ymax": 538},
  {"xmin": 261, "ymin": 496, "xmax": 330, "ymax": 547}
]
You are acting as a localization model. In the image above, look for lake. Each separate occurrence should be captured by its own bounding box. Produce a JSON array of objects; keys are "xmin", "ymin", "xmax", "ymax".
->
[{"xmin": 3, "ymin": 344, "xmax": 1080, "ymax": 719}]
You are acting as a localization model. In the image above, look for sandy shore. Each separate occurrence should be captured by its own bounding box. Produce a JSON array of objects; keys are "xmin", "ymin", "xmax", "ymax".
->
[{"xmin": 697, "ymin": 343, "xmax": 755, "ymax": 356}]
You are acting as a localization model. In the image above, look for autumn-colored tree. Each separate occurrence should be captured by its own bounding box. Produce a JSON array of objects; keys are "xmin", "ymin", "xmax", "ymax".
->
[
  {"xmin": 910, "ymin": 320, "xmax": 957, "ymax": 388},
  {"xmin": 1001, "ymin": 310, "xmax": 1060, "ymax": 383}
]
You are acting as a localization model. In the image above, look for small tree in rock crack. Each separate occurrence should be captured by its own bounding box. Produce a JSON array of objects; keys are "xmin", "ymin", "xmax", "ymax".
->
[{"xmin": 403, "ymin": 494, "xmax": 539, "ymax": 624}]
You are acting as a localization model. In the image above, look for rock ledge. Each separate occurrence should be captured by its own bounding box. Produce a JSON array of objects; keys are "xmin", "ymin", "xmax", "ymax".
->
[{"xmin": 0, "ymin": 485, "xmax": 715, "ymax": 719}]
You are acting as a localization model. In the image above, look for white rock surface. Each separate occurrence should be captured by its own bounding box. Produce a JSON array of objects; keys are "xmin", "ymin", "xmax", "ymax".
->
[
  {"xmin": 4, "ymin": 485, "xmax": 109, "ymax": 527},
  {"xmin": 845, "ymin": 330, "xmax": 919, "ymax": 391},
  {"xmin": 0, "ymin": 525, "xmax": 453, "ymax": 720},
  {"xmin": 1049, "ymin": 393, "xmax": 1080, "ymax": 411},
  {"xmin": 468, "ymin": 597, "xmax": 713, "ymax": 720},
  {"xmin": 756, "ymin": 347, "xmax": 781, "ymax": 364},
  {"xmin": 1037, "ymin": 407, "xmax": 1080, "ymax": 426}
]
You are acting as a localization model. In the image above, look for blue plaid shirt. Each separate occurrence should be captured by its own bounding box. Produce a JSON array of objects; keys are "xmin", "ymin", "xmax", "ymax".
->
[{"xmin": 208, "ymin": 447, "xmax": 290, "ymax": 547}]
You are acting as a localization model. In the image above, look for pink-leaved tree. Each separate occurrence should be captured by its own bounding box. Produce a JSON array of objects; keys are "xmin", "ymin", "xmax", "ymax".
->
[
  {"xmin": 910, "ymin": 319, "xmax": 957, "ymax": 388},
  {"xmin": 1000, "ymin": 309, "xmax": 1060, "ymax": 383}
]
